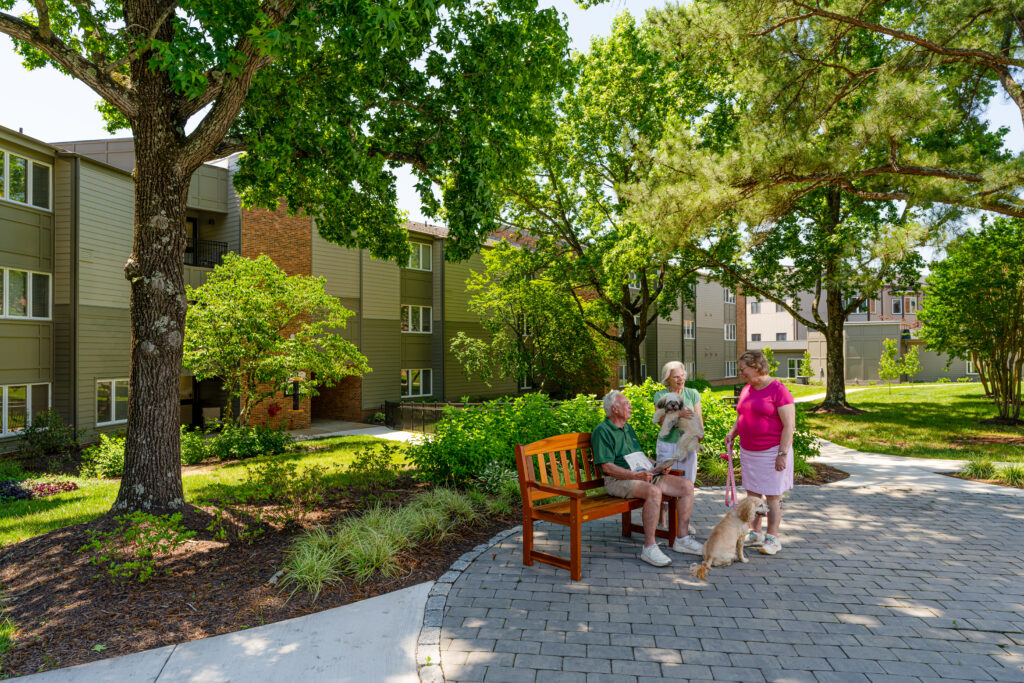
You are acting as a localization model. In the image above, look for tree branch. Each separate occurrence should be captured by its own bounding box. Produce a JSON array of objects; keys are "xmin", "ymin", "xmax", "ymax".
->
[{"xmin": 0, "ymin": 9, "xmax": 136, "ymax": 117}]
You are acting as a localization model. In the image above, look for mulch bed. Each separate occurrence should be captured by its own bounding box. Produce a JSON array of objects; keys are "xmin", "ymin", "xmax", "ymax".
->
[
  {"xmin": 699, "ymin": 461, "xmax": 850, "ymax": 487},
  {"xmin": 0, "ymin": 478, "xmax": 517, "ymax": 678},
  {"xmin": 0, "ymin": 461, "xmax": 849, "ymax": 678}
]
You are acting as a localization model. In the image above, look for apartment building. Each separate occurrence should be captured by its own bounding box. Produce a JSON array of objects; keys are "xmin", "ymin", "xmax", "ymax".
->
[
  {"xmin": 742, "ymin": 284, "xmax": 971, "ymax": 382},
  {"xmin": 624, "ymin": 278, "xmax": 744, "ymax": 386}
]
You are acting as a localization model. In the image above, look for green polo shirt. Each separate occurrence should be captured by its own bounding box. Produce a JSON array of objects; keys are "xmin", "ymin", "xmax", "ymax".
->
[
  {"xmin": 592, "ymin": 418, "xmax": 643, "ymax": 470},
  {"xmin": 653, "ymin": 387, "xmax": 701, "ymax": 443}
]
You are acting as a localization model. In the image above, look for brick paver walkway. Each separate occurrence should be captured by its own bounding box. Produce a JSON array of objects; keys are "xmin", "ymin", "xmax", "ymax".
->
[{"xmin": 438, "ymin": 486, "xmax": 1024, "ymax": 682}]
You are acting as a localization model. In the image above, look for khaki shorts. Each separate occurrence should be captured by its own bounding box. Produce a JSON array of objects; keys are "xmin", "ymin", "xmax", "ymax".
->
[{"xmin": 604, "ymin": 475, "xmax": 674, "ymax": 499}]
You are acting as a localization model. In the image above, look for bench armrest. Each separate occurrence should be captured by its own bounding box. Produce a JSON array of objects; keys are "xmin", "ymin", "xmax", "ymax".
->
[{"xmin": 526, "ymin": 481, "xmax": 587, "ymax": 499}]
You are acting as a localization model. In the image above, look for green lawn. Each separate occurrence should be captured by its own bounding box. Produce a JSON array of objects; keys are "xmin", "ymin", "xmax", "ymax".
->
[
  {"xmin": 707, "ymin": 380, "xmax": 833, "ymax": 399},
  {"xmin": 0, "ymin": 435, "xmax": 405, "ymax": 547},
  {"xmin": 803, "ymin": 384, "xmax": 1024, "ymax": 461}
]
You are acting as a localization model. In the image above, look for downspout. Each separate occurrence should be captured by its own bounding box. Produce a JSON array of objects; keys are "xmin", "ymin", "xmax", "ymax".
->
[
  {"xmin": 71, "ymin": 157, "xmax": 80, "ymax": 431},
  {"xmin": 439, "ymin": 238, "xmax": 445, "ymax": 401}
]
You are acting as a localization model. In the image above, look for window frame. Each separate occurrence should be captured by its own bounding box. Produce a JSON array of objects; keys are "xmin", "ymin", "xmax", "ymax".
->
[
  {"xmin": 683, "ymin": 320, "xmax": 695, "ymax": 339},
  {"xmin": 400, "ymin": 304, "xmax": 432, "ymax": 334},
  {"xmin": 1, "ymin": 268, "xmax": 52, "ymax": 320},
  {"xmin": 400, "ymin": 368, "xmax": 433, "ymax": 398},
  {"xmin": 776, "ymin": 332, "xmax": 787, "ymax": 341},
  {"xmin": 907, "ymin": 297, "xmax": 918, "ymax": 314},
  {"xmin": 724, "ymin": 323, "xmax": 736, "ymax": 341},
  {"xmin": 788, "ymin": 358, "xmax": 800, "ymax": 378},
  {"xmin": 750, "ymin": 301, "xmax": 760, "ymax": 314},
  {"xmin": 751, "ymin": 333, "xmax": 761, "ymax": 342},
  {"xmin": 725, "ymin": 361, "xmax": 737, "ymax": 378},
  {"xmin": 0, "ymin": 150, "xmax": 52, "ymax": 212},
  {"xmin": 891, "ymin": 296, "xmax": 903, "ymax": 315},
  {"xmin": 405, "ymin": 242, "xmax": 433, "ymax": 271},
  {"xmin": 1, "ymin": 382, "xmax": 52, "ymax": 436},
  {"xmin": 96, "ymin": 378, "xmax": 130, "ymax": 427},
  {"xmin": 965, "ymin": 360, "xmax": 978, "ymax": 375},
  {"xmin": 723, "ymin": 289, "xmax": 735, "ymax": 304}
]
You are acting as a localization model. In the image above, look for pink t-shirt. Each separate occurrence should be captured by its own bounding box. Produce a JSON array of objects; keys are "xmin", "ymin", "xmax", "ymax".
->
[{"xmin": 736, "ymin": 380, "xmax": 795, "ymax": 451}]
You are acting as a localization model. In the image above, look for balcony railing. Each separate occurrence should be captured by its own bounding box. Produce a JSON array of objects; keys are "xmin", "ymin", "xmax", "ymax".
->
[{"xmin": 184, "ymin": 237, "xmax": 229, "ymax": 268}]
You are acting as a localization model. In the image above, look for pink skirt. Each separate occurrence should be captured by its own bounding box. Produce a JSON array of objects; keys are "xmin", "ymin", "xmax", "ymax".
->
[{"xmin": 739, "ymin": 445, "xmax": 794, "ymax": 496}]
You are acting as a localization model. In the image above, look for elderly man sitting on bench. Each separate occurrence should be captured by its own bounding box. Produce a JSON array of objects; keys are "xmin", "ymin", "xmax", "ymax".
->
[{"xmin": 592, "ymin": 390, "xmax": 702, "ymax": 567}]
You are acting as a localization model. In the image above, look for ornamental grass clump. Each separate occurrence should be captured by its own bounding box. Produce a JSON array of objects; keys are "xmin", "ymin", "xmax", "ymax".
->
[
  {"xmin": 277, "ymin": 527, "xmax": 345, "ymax": 600},
  {"xmin": 996, "ymin": 463, "xmax": 1024, "ymax": 488},
  {"xmin": 960, "ymin": 458, "xmax": 996, "ymax": 480}
]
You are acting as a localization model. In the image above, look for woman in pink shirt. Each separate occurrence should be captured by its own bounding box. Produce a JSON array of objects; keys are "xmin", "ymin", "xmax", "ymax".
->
[{"xmin": 724, "ymin": 350, "xmax": 796, "ymax": 556}]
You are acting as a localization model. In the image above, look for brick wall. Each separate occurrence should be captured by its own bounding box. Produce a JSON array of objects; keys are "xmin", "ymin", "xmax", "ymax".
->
[
  {"xmin": 312, "ymin": 376, "xmax": 374, "ymax": 422},
  {"xmin": 247, "ymin": 384, "xmax": 311, "ymax": 430},
  {"xmin": 240, "ymin": 200, "xmax": 312, "ymax": 276}
]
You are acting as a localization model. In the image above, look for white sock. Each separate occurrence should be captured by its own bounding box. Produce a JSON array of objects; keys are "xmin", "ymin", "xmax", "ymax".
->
[
  {"xmin": 644, "ymin": 543, "xmax": 659, "ymax": 550},
  {"xmin": 676, "ymin": 535, "xmax": 691, "ymax": 543}
]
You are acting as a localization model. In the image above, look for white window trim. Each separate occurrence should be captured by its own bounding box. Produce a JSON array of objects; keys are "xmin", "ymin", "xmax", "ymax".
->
[
  {"xmin": 400, "ymin": 304, "xmax": 432, "ymax": 334},
  {"xmin": 1, "ymin": 268, "xmax": 53, "ymax": 321},
  {"xmin": 725, "ymin": 361, "xmax": 737, "ymax": 378},
  {"xmin": 776, "ymin": 332, "xmax": 787, "ymax": 341},
  {"xmin": 96, "ymin": 378, "xmax": 130, "ymax": 427},
  {"xmin": 0, "ymin": 382, "xmax": 52, "ymax": 436},
  {"xmin": 750, "ymin": 301, "xmax": 760, "ymax": 314},
  {"xmin": 724, "ymin": 289, "xmax": 735, "ymax": 304},
  {"xmin": 751, "ymin": 333, "xmax": 761, "ymax": 342},
  {"xmin": 724, "ymin": 323, "xmax": 736, "ymax": 341},
  {"xmin": 401, "ymin": 368, "xmax": 433, "ymax": 398},
  {"xmin": 891, "ymin": 297, "xmax": 903, "ymax": 315},
  {"xmin": 907, "ymin": 297, "xmax": 918, "ymax": 314},
  {"xmin": 965, "ymin": 360, "xmax": 978, "ymax": 375},
  {"xmin": 684, "ymin": 320, "xmax": 695, "ymax": 339},
  {"xmin": 788, "ymin": 358, "xmax": 800, "ymax": 378},
  {"xmin": 0, "ymin": 150, "xmax": 52, "ymax": 212},
  {"xmin": 405, "ymin": 242, "xmax": 433, "ymax": 271}
]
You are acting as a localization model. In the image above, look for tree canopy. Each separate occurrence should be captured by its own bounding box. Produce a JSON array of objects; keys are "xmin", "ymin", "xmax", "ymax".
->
[
  {"xmin": 184, "ymin": 254, "xmax": 369, "ymax": 426},
  {"xmin": 919, "ymin": 218, "xmax": 1024, "ymax": 422},
  {"xmin": 449, "ymin": 242, "xmax": 612, "ymax": 398},
  {"xmin": 0, "ymin": 0, "xmax": 573, "ymax": 512},
  {"xmin": 497, "ymin": 12, "xmax": 726, "ymax": 382}
]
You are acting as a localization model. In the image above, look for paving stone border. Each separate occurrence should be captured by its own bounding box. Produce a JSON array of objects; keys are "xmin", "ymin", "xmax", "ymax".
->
[{"xmin": 418, "ymin": 526, "xmax": 523, "ymax": 683}]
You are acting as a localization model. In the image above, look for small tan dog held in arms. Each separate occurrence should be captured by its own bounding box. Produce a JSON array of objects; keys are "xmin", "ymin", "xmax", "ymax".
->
[
  {"xmin": 653, "ymin": 392, "xmax": 703, "ymax": 459},
  {"xmin": 689, "ymin": 497, "xmax": 768, "ymax": 581}
]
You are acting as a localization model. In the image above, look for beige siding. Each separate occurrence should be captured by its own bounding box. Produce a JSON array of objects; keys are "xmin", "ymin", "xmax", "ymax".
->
[
  {"xmin": 0, "ymin": 203, "xmax": 53, "ymax": 273},
  {"xmin": 360, "ymin": 318, "xmax": 401, "ymax": 409},
  {"xmin": 186, "ymin": 165, "xmax": 228, "ymax": 213},
  {"xmin": 78, "ymin": 161, "xmax": 133, "ymax": 310},
  {"xmin": 76, "ymin": 305, "xmax": 131, "ymax": 437},
  {"xmin": 696, "ymin": 279, "xmax": 725, "ymax": 331},
  {"xmin": 183, "ymin": 265, "xmax": 212, "ymax": 290},
  {"xmin": 361, "ymin": 251, "xmax": 400, "ymax": 320},
  {"xmin": 401, "ymin": 268, "xmax": 433, "ymax": 306},
  {"xmin": 444, "ymin": 253, "xmax": 484, "ymax": 323},
  {"xmin": 333, "ymin": 298, "xmax": 360, "ymax": 346},
  {"xmin": 402, "ymin": 334, "xmax": 433, "ymax": 366},
  {"xmin": 0, "ymin": 322, "xmax": 52, "ymax": 384},
  {"xmin": 52, "ymin": 304, "xmax": 73, "ymax": 422},
  {"xmin": 443, "ymin": 321, "xmax": 517, "ymax": 400},
  {"xmin": 656, "ymin": 321, "xmax": 682, "ymax": 372},
  {"xmin": 431, "ymin": 239, "xmax": 445, "ymax": 400},
  {"xmin": 311, "ymin": 226, "xmax": 360, "ymax": 298},
  {"xmin": 53, "ymin": 158, "xmax": 73, "ymax": 305}
]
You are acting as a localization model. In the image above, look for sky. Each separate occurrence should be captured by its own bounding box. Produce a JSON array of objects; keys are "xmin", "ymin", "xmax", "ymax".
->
[{"xmin": 1, "ymin": 0, "xmax": 1021, "ymax": 225}]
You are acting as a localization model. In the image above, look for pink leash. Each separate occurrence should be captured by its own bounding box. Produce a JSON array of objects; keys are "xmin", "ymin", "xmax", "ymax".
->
[{"xmin": 722, "ymin": 442, "xmax": 738, "ymax": 509}]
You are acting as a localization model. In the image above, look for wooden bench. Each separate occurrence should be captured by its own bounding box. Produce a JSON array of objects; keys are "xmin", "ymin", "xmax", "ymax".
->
[{"xmin": 514, "ymin": 432, "xmax": 678, "ymax": 581}]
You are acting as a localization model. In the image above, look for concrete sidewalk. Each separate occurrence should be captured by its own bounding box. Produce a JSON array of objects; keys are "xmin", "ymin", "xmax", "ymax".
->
[{"xmin": 19, "ymin": 582, "xmax": 432, "ymax": 683}]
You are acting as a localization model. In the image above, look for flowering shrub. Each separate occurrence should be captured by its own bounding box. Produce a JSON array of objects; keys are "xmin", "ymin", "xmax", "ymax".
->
[
  {"xmin": 267, "ymin": 402, "xmax": 282, "ymax": 418},
  {"xmin": 0, "ymin": 480, "xmax": 32, "ymax": 502},
  {"xmin": 28, "ymin": 480, "xmax": 79, "ymax": 497}
]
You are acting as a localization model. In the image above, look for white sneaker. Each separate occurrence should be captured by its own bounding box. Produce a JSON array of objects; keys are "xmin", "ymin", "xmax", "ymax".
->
[
  {"xmin": 761, "ymin": 534, "xmax": 782, "ymax": 555},
  {"xmin": 670, "ymin": 535, "xmax": 704, "ymax": 555},
  {"xmin": 640, "ymin": 544, "xmax": 672, "ymax": 567},
  {"xmin": 744, "ymin": 530, "xmax": 765, "ymax": 546}
]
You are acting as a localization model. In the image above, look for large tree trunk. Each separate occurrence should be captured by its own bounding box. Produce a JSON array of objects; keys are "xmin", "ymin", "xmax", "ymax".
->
[
  {"xmin": 622, "ymin": 316, "xmax": 645, "ymax": 385},
  {"xmin": 111, "ymin": 81, "xmax": 194, "ymax": 513}
]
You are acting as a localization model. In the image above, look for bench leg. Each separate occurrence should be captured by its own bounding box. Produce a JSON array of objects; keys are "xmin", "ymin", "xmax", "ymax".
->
[
  {"xmin": 523, "ymin": 511, "xmax": 534, "ymax": 567},
  {"xmin": 621, "ymin": 510, "xmax": 631, "ymax": 538},
  {"xmin": 667, "ymin": 496, "xmax": 678, "ymax": 541},
  {"xmin": 570, "ymin": 499, "xmax": 582, "ymax": 581}
]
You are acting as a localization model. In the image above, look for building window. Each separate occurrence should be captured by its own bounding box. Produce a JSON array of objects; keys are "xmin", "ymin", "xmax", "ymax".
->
[
  {"xmin": 776, "ymin": 302, "xmax": 785, "ymax": 312},
  {"xmin": 776, "ymin": 332, "xmax": 787, "ymax": 341},
  {"xmin": 788, "ymin": 358, "xmax": 800, "ymax": 378},
  {"xmin": 907, "ymin": 297, "xmax": 918, "ymax": 314},
  {"xmin": 724, "ymin": 289, "xmax": 735, "ymax": 304},
  {"xmin": 628, "ymin": 272, "xmax": 642, "ymax": 289},
  {"xmin": 400, "ymin": 304, "xmax": 432, "ymax": 333},
  {"xmin": 97, "ymin": 379, "xmax": 130, "ymax": 426},
  {"xmin": 751, "ymin": 333, "xmax": 761, "ymax": 342},
  {"xmin": 1, "ymin": 383, "xmax": 49, "ymax": 435},
  {"xmin": 750, "ymin": 301, "xmax": 760, "ymax": 314},
  {"xmin": 400, "ymin": 368, "xmax": 433, "ymax": 398},
  {"xmin": 618, "ymin": 364, "xmax": 627, "ymax": 387},
  {"xmin": 725, "ymin": 361, "xmax": 737, "ymax": 377},
  {"xmin": 965, "ymin": 360, "xmax": 977, "ymax": 375},
  {"xmin": 406, "ymin": 242, "xmax": 432, "ymax": 271},
  {"xmin": 684, "ymin": 362, "xmax": 695, "ymax": 376},
  {"xmin": 1, "ymin": 150, "xmax": 51, "ymax": 210},
  {"xmin": 724, "ymin": 323, "xmax": 736, "ymax": 341},
  {"xmin": 891, "ymin": 296, "xmax": 903, "ymax": 315},
  {"xmin": 519, "ymin": 375, "xmax": 532, "ymax": 391},
  {"xmin": 1, "ymin": 269, "xmax": 50, "ymax": 319},
  {"xmin": 684, "ymin": 320, "xmax": 695, "ymax": 339}
]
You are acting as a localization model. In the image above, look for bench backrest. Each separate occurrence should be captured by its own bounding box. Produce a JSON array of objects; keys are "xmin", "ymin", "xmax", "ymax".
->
[{"xmin": 514, "ymin": 432, "xmax": 604, "ymax": 506}]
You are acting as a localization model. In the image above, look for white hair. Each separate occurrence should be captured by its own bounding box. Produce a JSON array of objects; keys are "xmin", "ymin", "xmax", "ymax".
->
[
  {"xmin": 661, "ymin": 361, "xmax": 686, "ymax": 385},
  {"xmin": 602, "ymin": 390, "xmax": 625, "ymax": 417}
]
